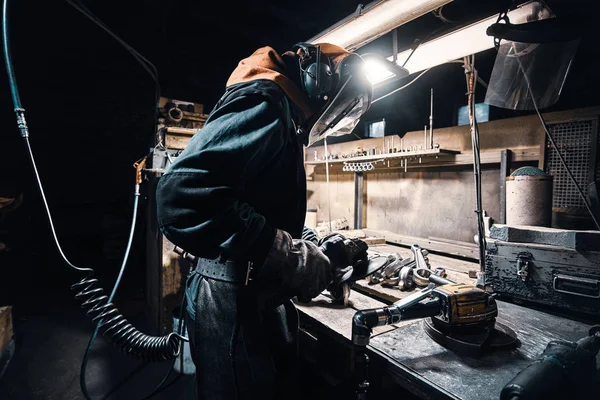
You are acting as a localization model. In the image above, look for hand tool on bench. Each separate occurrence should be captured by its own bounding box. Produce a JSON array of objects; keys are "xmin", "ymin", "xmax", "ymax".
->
[{"xmin": 352, "ymin": 274, "xmax": 519, "ymax": 399}]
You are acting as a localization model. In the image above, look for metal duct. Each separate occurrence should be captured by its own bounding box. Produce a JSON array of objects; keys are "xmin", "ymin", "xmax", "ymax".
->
[{"xmin": 307, "ymin": 0, "xmax": 453, "ymax": 51}]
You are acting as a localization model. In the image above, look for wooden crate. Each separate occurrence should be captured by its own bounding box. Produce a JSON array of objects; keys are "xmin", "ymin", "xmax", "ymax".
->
[
  {"xmin": 145, "ymin": 173, "xmax": 193, "ymax": 335},
  {"xmin": 0, "ymin": 306, "xmax": 12, "ymax": 355}
]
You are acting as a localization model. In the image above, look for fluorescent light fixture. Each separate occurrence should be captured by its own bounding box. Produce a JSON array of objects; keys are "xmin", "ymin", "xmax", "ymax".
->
[
  {"xmin": 308, "ymin": 0, "xmax": 453, "ymax": 51},
  {"xmin": 365, "ymin": 59, "xmax": 396, "ymax": 84},
  {"xmin": 362, "ymin": 53, "xmax": 409, "ymax": 85},
  {"xmin": 390, "ymin": 2, "xmax": 539, "ymax": 75}
]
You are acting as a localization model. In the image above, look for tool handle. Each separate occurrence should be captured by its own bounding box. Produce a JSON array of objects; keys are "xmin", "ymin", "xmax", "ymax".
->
[{"xmin": 429, "ymin": 274, "xmax": 454, "ymax": 286}]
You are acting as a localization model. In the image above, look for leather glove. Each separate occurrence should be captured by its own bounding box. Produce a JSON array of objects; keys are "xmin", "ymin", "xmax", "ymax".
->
[
  {"xmin": 318, "ymin": 233, "xmax": 369, "ymax": 303},
  {"xmin": 256, "ymin": 229, "xmax": 333, "ymax": 304},
  {"xmin": 318, "ymin": 233, "xmax": 354, "ymax": 284}
]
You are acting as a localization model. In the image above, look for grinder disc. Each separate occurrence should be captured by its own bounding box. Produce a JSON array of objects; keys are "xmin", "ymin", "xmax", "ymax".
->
[
  {"xmin": 423, "ymin": 318, "xmax": 520, "ymax": 357},
  {"xmin": 341, "ymin": 256, "xmax": 388, "ymax": 283}
]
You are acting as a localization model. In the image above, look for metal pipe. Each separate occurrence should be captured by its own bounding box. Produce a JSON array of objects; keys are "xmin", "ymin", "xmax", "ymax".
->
[
  {"xmin": 307, "ymin": 0, "xmax": 453, "ymax": 51},
  {"xmin": 324, "ymin": 137, "xmax": 333, "ymax": 233},
  {"xmin": 429, "ymin": 88, "xmax": 434, "ymax": 149}
]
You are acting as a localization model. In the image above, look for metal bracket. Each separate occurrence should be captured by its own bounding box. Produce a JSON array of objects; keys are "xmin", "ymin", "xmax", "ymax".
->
[{"xmin": 516, "ymin": 252, "xmax": 533, "ymax": 281}]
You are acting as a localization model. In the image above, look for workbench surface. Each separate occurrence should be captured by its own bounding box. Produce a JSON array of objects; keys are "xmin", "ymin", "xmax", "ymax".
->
[{"xmin": 295, "ymin": 244, "xmax": 599, "ymax": 400}]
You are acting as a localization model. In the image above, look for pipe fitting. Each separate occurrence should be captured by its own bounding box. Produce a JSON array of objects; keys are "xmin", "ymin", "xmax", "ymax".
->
[
  {"xmin": 352, "ymin": 308, "xmax": 384, "ymax": 346},
  {"xmin": 167, "ymin": 107, "xmax": 183, "ymax": 123}
]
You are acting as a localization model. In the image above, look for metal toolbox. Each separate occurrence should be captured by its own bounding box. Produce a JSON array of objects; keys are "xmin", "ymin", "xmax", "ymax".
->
[{"xmin": 485, "ymin": 239, "xmax": 600, "ymax": 316}]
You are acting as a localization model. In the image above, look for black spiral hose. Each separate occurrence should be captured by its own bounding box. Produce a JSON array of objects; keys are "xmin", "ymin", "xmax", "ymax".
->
[{"xmin": 71, "ymin": 272, "xmax": 184, "ymax": 361}]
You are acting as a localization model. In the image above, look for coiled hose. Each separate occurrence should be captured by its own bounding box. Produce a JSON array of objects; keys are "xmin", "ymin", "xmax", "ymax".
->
[
  {"xmin": 2, "ymin": 0, "xmax": 186, "ymax": 362},
  {"xmin": 72, "ymin": 267, "xmax": 182, "ymax": 361}
]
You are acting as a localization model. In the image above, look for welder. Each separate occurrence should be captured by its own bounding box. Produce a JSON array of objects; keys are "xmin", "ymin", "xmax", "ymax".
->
[{"xmin": 155, "ymin": 42, "xmax": 373, "ymax": 399}]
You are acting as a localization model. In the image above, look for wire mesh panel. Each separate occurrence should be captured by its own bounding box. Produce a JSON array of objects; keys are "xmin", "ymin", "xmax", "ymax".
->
[{"xmin": 545, "ymin": 119, "xmax": 597, "ymax": 209}]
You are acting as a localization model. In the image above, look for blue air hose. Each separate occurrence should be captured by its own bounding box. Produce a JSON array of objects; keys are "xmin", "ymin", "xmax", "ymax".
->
[{"xmin": 2, "ymin": 0, "xmax": 186, "ymax": 365}]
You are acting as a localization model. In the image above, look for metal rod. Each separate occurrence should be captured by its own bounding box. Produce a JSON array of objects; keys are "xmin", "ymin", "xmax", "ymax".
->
[
  {"xmin": 324, "ymin": 136, "xmax": 332, "ymax": 233},
  {"xmin": 429, "ymin": 88, "xmax": 434, "ymax": 149},
  {"xmin": 424, "ymin": 125, "xmax": 427, "ymax": 149},
  {"xmin": 354, "ymin": 172, "xmax": 364, "ymax": 229},
  {"xmin": 499, "ymin": 149, "xmax": 512, "ymax": 224}
]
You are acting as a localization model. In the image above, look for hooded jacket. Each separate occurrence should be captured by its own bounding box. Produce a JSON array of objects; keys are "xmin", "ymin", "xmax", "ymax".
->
[
  {"xmin": 156, "ymin": 44, "xmax": 352, "ymax": 267},
  {"xmin": 155, "ymin": 44, "xmax": 353, "ymax": 400}
]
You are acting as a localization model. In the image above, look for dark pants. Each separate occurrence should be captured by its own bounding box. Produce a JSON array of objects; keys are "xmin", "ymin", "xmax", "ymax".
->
[{"xmin": 185, "ymin": 272, "xmax": 300, "ymax": 400}]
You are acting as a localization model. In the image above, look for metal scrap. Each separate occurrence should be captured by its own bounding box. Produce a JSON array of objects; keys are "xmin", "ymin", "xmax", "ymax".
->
[{"xmin": 368, "ymin": 245, "xmax": 434, "ymax": 291}]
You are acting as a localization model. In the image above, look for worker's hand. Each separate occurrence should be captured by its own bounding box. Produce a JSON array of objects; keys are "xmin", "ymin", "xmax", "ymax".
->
[
  {"xmin": 319, "ymin": 234, "xmax": 369, "ymax": 282},
  {"xmin": 319, "ymin": 234, "xmax": 370, "ymax": 304},
  {"xmin": 256, "ymin": 229, "xmax": 334, "ymax": 305}
]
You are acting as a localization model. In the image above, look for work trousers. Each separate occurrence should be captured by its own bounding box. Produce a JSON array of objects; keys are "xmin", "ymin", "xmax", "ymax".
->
[{"xmin": 185, "ymin": 271, "xmax": 300, "ymax": 400}]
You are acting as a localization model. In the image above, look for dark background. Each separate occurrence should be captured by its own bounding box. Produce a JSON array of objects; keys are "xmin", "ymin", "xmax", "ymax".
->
[{"xmin": 1, "ymin": 0, "xmax": 599, "ymax": 305}]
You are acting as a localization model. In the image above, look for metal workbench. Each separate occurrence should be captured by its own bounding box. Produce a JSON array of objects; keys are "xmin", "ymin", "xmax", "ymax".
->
[{"xmin": 295, "ymin": 244, "xmax": 600, "ymax": 400}]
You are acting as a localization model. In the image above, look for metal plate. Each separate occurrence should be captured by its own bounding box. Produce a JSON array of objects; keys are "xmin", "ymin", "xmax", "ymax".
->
[{"xmin": 545, "ymin": 119, "xmax": 596, "ymax": 209}]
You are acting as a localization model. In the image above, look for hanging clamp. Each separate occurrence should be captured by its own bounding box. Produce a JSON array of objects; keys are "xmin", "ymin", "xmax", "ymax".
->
[{"xmin": 14, "ymin": 107, "xmax": 29, "ymax": 138}]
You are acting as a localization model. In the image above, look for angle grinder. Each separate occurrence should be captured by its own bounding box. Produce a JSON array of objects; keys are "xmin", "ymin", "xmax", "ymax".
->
[
  {"xmin": 352, "ymin": 274, "xmax": 519, "ymax": 355},
  {"xmin": 422, "ymin": 282, "xmax": 519, "ymax": 357}
]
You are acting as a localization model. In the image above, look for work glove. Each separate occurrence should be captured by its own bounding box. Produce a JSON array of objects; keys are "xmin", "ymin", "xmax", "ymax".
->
[
  {"xmin": 318, "ymin": 233, "xmax": 355, "ymax": 284},
  {"xmin": 256, "ymin": 229, "xmax": 334, "ymax": 304},
  {"xmin": 318, "ymin": 233, "xmax": 369, "ymax": 303}
]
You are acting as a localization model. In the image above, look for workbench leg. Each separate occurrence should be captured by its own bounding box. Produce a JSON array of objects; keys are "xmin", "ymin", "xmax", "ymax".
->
[
  {"xmin": 354, "ymin": 172, "xmax": 364, "ymax": 229},
  {"xmin": 499, "ymin": 149, "xmax": 512, "ymax": 224}
]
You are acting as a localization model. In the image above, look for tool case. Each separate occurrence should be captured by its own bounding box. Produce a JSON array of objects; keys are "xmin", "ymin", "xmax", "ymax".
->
[{"xmin": 485, "ymin": 225, "xmax": 600, "ymax": 316}]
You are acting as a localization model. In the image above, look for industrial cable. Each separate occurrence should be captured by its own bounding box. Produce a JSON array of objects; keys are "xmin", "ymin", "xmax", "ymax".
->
[
  {"xmin": 372, "ymin": 67, "xmax": 432, "ymax": 104},
  {"xmin": 2, "ymin": 0, "xmax": 187, "ymax": 393},
  {"xmin": 373, "ymin": 60, "xmax": 488, "ymax": 105},
  {"xmin": 58, "ymin": 2, "xmax": 190, "ymax": 397},
  {"xmin": 511, "ymin": 46, "xmax": 600, "ymax": 230},
  {"xmin": 463, "ymin": 55, "xmax": 487, "ymax": 275}
]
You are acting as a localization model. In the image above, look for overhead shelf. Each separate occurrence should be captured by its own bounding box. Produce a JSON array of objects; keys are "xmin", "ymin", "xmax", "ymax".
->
[{"xmin": 306, "ymin": 146, "xmax": 540, "ymax": 172}]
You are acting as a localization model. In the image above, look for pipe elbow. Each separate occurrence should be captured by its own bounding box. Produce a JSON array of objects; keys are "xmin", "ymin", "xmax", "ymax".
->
[{"xmin": 352, "ymin": 309, "xmax": 381, "ymax": 347}]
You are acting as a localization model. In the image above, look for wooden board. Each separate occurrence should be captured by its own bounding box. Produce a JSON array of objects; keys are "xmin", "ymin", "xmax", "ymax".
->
[
  {"xmin": 365, "ymin": 229, "xmax": 480, "ymax": 260},
  {"xmin": 0, "ymin": 306, "xmax": 12, "ymax": 355},
  {"xmin": 164, "ymin": 127, "xmax": 198, "ymax": 150},
  {"xmin": 295, "ymin": 290, "xmax": 398, "ymax": 344}
]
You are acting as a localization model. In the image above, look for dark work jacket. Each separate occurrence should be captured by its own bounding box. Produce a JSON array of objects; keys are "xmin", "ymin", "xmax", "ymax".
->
[{"xmin": 156, "ymin": 79, "xmax": 307, "ymax": 400}]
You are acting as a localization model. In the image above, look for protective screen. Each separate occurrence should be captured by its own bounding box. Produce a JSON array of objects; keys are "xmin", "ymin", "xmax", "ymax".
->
[
  {"xmin": 307, "ymin": 72, "xmax": 372, "ymax": 146},
  {"xmin": 484, "ymin": 1, "xmax": 579, "ymax": 110}
]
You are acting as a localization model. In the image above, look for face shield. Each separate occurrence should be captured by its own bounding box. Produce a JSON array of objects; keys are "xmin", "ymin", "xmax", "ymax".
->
[
  {"xmin": 484, "ymin": 1, "xmax": 580, "ymax": 110},
  {"xmin": 306, "ymin": 56, "xmax": 373, "ymax": 146}
]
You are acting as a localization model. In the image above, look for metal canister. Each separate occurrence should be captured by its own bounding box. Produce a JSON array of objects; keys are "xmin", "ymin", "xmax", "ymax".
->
[{"xmin": 506, "ymin": 169, "xmax": 554, "ymax": 227}]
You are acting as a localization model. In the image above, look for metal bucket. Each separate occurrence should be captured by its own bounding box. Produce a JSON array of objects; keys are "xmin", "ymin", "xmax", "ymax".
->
[
  {"xmin": 506, "ymin": 175, "xmax": 554, "ymax": 227},
  {"xmin": 172, "ymin": 307, "xmax": 195, "ymax": 375}
]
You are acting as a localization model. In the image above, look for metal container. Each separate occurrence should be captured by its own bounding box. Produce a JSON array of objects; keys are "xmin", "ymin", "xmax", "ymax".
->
[
  {"xmin": 506, "ymin": 175, "xmax": 553, "ymax": 227},
  {"xmin": 485, "ymin": 239, "xmax": 600, "ymax": 316}
]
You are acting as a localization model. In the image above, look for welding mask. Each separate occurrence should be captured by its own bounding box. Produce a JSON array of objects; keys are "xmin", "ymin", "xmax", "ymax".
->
[
  {"xmin": 294, "ymin": 43, "xmax": 373, "ymax": 146},
  {"xmin": 484, "ymin": 1, "xmax": 581, "ymax": 110}
]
